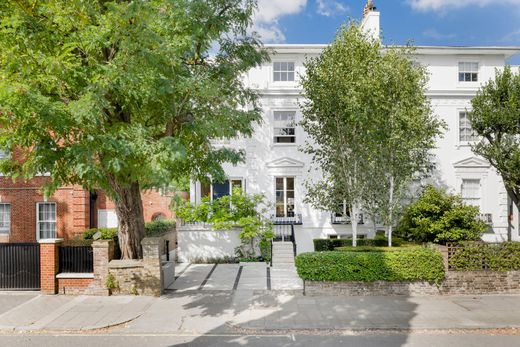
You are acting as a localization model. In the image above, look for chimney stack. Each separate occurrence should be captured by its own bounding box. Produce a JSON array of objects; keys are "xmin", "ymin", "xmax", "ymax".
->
[{"xmin": 360, "ymin": 0, "xmax": 380, "ymax": 41}]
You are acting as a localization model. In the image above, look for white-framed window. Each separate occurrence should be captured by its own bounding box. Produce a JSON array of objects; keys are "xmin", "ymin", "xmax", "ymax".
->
[
  {"xmin": 273, "ymin": 62, "xmax": 295, "ymax": 82},
  {"xmin": 0, "ymin": 203, "xmax": 11, "ymax": 234},
  {"xmin": 458, "ymin": 62, "xmax": 479, "ymax": 82},
  {"xmin": 98, "ymin": 209, "xmax": 118, "ymax": 229},
  {"xmin": 36, "ymin": 202, "xmax": 56, "ymax": 240},
  {"xmin": 275, "ymin": 177, "xmax": 295, "ymax": 217},
  {"xmin": 461, "ymin": 179, "xmax": 481, "ymax": 207},
  {"xmin": 273, "ymin": 111, "xmax": 296, "ymax": 144},
  {"xmin": 201, "ymin": 178, "xmax": 245, "ymax": 202},
  {"xmin": 459, "ymin": 111, "xmax": 478, "ymax": 142}
]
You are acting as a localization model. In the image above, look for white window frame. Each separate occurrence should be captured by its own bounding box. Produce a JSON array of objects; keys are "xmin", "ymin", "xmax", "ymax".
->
[
  {"xmin": 199, "ymin": 178, "xmax": 245, "ymax": 203},
  {"xmin": 461, "ymin": 178, "xmax": 481, "ymax": 208},
  {"xmin": 36, "ymin": 202, "xmax": 57, "ymax": 240},
  {"xmin": 458, "ymin": 62, "xmax": 479, "ymax": 83},
  {"xmin": 273, "ymin": 61, "xmax": 295, "ymax": 83},
  {"xmin": 273, "ymin": 110, "xmax": 297, "ymax": 145},
  {"xmin": 0, "ymin": 203, "xmax": 11, "ymax": 235},
  {"xmin": 275, "ymin": 177, "xmax": 295, "ymax": 218},
  {"xmin": 458, "ymin": 110, "xmax": 478, "ymax": 144}
]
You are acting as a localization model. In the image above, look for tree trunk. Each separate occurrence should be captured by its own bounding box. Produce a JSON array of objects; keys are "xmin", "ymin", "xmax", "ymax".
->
[
  {"xmin": 505, "ymin": 186, "xmax": 520, "ymax": 242},
  {"xmin": 351, "ymin": 204, "xmax": 359, "ymax": 247},
  {"xmin": 388, "ymin": 175, "xmax": 394, "ymax": 247},
  {"xmin": 112, "ymin": 181, "xmax": 146, "ymax": 259}
]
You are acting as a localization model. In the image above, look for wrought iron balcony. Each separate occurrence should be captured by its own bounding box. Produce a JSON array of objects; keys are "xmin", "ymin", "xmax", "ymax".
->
[
  {"xmin": 271, "ymin": 213, "xmax": 303, "ymax": 225},
  {"xmin": 331, "ymin": 213, "xmax": 364, "ymax": 225},
  {"xmin": 477, "ymin": 213, "xmax": 493, "ymax": 225}
]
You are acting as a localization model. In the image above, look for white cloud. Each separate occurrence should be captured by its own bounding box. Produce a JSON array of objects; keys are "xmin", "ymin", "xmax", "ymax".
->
[
  {"xmin": 408, "ymin": 0, "xmax": 520, "ymax": 12},
  {"xmin": 423, "ymin": 28, "xmax": 456, "ymax": 40},
  {"xmin": 252, "ymin": 0, "xmax": 308, "ymax": 43},
  {"xmin": 317, "ymin": 0, "xmax": 349, "ymax": 17}
]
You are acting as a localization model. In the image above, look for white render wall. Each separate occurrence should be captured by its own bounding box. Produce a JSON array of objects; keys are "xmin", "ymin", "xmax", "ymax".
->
[
  {"xmin": 191, "ymin": 45, "xmax": 520, "ymax": 251},
  {"xmin": 177, "ymin": 226, "xmax": 241, "ymax": 263}
]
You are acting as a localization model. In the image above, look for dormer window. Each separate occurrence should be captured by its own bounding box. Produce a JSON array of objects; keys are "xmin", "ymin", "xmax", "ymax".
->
[
  {"xmin": 273, "ymin": 62, "xmax": 295, "ymax": 82},
  {"xmin": 459, "ymin": 62, "xmax": 478, "ymax": 82}
]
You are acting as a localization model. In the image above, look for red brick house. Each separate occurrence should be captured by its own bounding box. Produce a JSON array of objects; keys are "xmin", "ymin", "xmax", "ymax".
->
[{"xmin": 0, "ymin": 150, "xmax": 177, "ymax": 243}]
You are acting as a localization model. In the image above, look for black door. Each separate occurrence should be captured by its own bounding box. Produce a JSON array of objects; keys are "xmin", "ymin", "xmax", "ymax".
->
[{"xmin": 0, "ymin": 243, "xmax": 40, "ymax": 290}]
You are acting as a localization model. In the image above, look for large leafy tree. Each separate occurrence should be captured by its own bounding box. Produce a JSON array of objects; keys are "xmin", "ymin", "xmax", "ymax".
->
[
  {"xmin": 0, "ymin": 0, "xmax": 268, "ymax": 258},
  {"xmin": 301, "ymin": 23, "xmax": 442, "ymax": 246},
  {"xmin": 469, "ymin": 66, "xmax": 520, "ymax": 240}
]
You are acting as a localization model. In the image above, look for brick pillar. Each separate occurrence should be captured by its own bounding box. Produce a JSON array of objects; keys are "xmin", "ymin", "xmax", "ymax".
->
[
  {"xmin": 72, "ymin": 186, "xmax": 90, "ymax": 236},
  {"xmin": 92, "ymin": 240, "xmax": 114, "ymax": 295},
  {"xmin": 141, "ymin": 237, "xmax": 163, "ymax": 296},
  {"xmin": 39, "ymin": 239, "xmax": 63, "ymax": 295}
]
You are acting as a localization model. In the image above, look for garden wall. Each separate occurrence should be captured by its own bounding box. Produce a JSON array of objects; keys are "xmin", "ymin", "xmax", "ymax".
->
[
  {"xmin": 177, "ymin": 224, "xmax": 241, "ymax": 262},
  {"xmin": 304, "ymin": 271, "xmax": 520, "ymax": 296}
]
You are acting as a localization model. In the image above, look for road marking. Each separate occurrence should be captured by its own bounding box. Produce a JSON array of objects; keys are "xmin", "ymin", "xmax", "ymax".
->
[
  {"xmin": 233, "ymin": 266, "xmax": 244, "ymax": 291},
  {"xmin": 198, "ymin": 264, "xmax": 218, "ymax": 290}
]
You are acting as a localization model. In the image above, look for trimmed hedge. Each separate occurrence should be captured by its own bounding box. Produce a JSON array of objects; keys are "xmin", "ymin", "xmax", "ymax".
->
[
  {"xmin": 313, "ymin": 237, "xmax": 403, "ymax": 251},
  {"xmin": 296, "ymin": 248, "xmax": 445, "ymax": 283},
  {"xmin": 83, "ymin": 227, "xmax": 118, "ymax": 241},
  {"xmin": 450, "ymin": 242, "xmax": 520, "ymax": 271},
  {"xmin": 335, "ymin": 245, "xmax": 420, "ymax": 253}
]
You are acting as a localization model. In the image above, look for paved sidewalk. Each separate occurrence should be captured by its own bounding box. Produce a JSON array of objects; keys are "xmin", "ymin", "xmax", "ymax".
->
[{"xmin": 0, "ymin": 295, "xmax": 153, "ymax": 331}]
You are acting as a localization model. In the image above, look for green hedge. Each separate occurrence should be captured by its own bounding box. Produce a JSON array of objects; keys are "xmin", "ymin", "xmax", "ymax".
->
[
  {"xmin": 450, "ymin": 242, "xmax": 520, "ymax": 271},
  {"xmin": 83, "ymin": 220, "xmax": 175, "ymax": 241},
  {"xmin": 83, "ymin": 227, "xmax": 118, "ymax": 241},
  {"xmin": 296, "ymin": 248, "xmax": 445, "ymax": 283},
  {"xmin": 335, "ymin": 245, "xmax": 420, "ymax": 253},
  {"xmin": 313, "ymin": 237, "xmax": 402, "ymax": 251}
]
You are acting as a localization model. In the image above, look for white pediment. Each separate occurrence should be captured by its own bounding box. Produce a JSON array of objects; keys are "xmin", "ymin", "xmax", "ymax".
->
[
  {"xmin": 453, "ymin": 156, "xmax": 490, "ymax": 168},
  {"xmin": 266, "ymin": 157, "xmax": 305, "ymax": 168}
]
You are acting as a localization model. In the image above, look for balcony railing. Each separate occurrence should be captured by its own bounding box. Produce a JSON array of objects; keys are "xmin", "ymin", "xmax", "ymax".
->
[
  {"xmin": 271, "ymin": 213, "xmax": 303, "ymax": 225},
  {"xmin": 477, "ymin": 213, "xmax": 493, "ymax": 225},
  {"xmin": 331, "ymin": 213, "xmax": 364, "ymax": 225}
]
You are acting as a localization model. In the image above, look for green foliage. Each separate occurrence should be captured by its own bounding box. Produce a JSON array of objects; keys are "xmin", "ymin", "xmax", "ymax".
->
[
  {"xmin": 300, "ymin": 22, "xmax": 444, "ymax": 246},
  {"xmin": 176, "ymin": 188, "xmax": 273, "ymax": 259},
  {"xmin": 83, "ymin": 227, "xmax": 118, "ymax": 241},
  {"xmin": 335, "ymin": 245, "xmax": 420, "ymax": 253},
  {"xmin": 313, "ymin": 236, "xmax": 403, "ymax": 252},
  {"xmin": 0, "ymin": 0, "xmax": 268, "ymax": 257},
  {"xmin": 105, "ymin": 273, "xmax": 118, "ymax": 290},
  {"xmin": 449, "ymin": 242, "xmax": 520, "ymax": 271},
  {"xmin": 396, "ymin": 186, "xmax": 486, "ymax": 244},
  {"xmin": 144, "ymin": 219, "xmax": 175, "ymax": 237},
  {"xmin": 296, "ymin": 248, "xmax": 445, "ymax": 283},
  {"xmin": 469, "ymin": 66, "xmax": 520, "ymax": 214}
]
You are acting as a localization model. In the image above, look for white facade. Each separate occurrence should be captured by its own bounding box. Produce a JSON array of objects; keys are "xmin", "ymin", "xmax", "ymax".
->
[{"xmin": 190, "ymin": 10, "xmax": 520, "ymax": 253}]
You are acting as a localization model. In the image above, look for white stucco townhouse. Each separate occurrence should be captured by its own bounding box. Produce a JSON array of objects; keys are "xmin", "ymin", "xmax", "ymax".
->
[{"xmin": 189, "ymin": 4, "xmax": 520, "ymax": 254}]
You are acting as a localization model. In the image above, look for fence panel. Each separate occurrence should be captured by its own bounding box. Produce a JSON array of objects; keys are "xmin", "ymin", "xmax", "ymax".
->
[
  {"xmin": 59, "ymin": 246, "xmax": 93, "ymax": 273},
  {"xmin": 0, "ymin": 243, "xmax": 40, "ymax": 290}
]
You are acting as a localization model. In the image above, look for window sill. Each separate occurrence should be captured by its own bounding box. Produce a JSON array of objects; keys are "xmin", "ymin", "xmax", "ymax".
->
[{"xmin": 272, "ymin": 143, "xmax": 297, "ymax": 147}]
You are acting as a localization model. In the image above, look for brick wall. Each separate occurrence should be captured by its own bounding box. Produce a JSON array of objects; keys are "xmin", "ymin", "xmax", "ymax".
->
[{"xmin": 57, "ymin": 277, "xmax": 94, "ymax": 295}]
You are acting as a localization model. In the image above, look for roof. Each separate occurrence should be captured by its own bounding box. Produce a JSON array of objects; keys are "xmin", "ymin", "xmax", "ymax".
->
[{"xmin": 264, "ymin": 44, "xmax": 520, "ymax": 59}]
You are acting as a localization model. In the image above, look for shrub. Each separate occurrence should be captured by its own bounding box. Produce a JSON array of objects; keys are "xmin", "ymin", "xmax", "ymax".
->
[
  {"xmin": 296, "ymin": 248, "xmax": 445, "ymax": 283},
  {"xmin": 449, "ymin": 242, "xmax": 520, "ymax": 271},
  {"xmin": 335, "ymin": 245, "xmax": 420, "ymax": 252},
  {"xmin": 313, "ymin": 236, "xmax": 403, "ymax": 251},
  {"xmin": 145, "ymin": 219, "xmax": 175, "ymax": 237},
  {"xmin": 83, "ymin": 227, "xmax": 118, "ymax": 241},
  {"xmin": 396, "ymin": 186, "xmax": 486, "ymax": 244}
]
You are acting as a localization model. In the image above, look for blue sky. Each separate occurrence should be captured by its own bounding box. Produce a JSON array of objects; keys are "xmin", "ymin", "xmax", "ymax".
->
[{"xmin": 253, "ymin": 0, "xmax": 520, "ymax": 64}]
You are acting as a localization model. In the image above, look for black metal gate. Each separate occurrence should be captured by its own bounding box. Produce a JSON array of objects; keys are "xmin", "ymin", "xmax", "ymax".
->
[{"xmin": 0, "ymin": 243, "xmax": 40, "ymax": 290}]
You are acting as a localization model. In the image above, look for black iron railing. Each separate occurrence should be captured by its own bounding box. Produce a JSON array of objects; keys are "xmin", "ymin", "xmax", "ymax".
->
[
  {"xmin": 270, "ymin": 213, "xmax": 303, "ymax": 225},
  {"xmin": 331, "ymin": 213, "xmax": 364, "ymax": 225},
  {"xmin": 59, "ymin": 246, "xmax": 93, "ymax": 273}
]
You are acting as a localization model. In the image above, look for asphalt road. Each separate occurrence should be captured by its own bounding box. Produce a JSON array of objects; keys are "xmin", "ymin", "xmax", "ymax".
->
[{"xmin": 2, "ymin": 333, "xmax": 520, "ymax": 347}]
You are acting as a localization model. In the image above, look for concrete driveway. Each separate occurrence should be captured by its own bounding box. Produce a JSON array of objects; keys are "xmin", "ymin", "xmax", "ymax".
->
[{"xmin": 167, "ymin": 262, "xmax": 303, "ymax": 292}]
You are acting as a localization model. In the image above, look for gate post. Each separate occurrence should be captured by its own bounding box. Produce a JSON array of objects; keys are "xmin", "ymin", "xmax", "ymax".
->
[{"xmin": 39, "ymin": 238, "xmax": 63, "ymax": 294}]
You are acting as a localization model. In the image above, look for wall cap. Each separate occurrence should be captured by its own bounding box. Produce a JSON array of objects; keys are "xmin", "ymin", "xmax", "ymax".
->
[
  {"xmin": 38, "ymin": 238, "xmax": 64, "ymax": 244},
  {"xmin": 56, "ymin": 273, "xmax": 94, "ymax": 279},
  {"xmin": 108, "ymin": 259, "xmax": 144, "ymax": 269},
  {"xmin": 141, "ymin": 237, "xmax": 162, "ymax": 245},
  {"xmin": 92, "ymin": 239, "xmax": 114, "ymax": 248}
]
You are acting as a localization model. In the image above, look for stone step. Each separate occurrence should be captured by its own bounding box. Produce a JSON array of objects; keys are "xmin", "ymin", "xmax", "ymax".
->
[{"xmin": 272, "ymin": 258, "xmax": 295, "ymax": 263}]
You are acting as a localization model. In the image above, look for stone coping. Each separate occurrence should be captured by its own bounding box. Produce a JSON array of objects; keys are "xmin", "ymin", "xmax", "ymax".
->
[
  {"xmin": 108, "ymin": 259, "xmax": 144, "ymax": 269},
  {"xmin": 38, "ymin": 238, "xmax": 64, "ymax": 244},
  {"xmin": 56, "ymin": 273, "xmax": 94, "ymax": 279}
]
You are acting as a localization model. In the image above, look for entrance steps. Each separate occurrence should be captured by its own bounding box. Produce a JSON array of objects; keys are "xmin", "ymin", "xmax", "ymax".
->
[{"xmin": 272, "ymin": 242, "xmax": 295, "ymax": 265}]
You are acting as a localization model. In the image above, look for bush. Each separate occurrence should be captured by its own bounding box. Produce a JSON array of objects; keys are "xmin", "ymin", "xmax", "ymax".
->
[
  {"xmin": 449, "ymin": 242, "xmax": 520, "ymax": 271},
  {"xmin": 396, "ymin": 186, "xmax": 486, "ymax": 244},
  {"xmin": 145, "ymin": 219, "xmax": 175, "ymax": 237},
  {"xmin": 296, "ymin": 248, "xmax": 445, "ymax": 283},
  {"xmin": 83, "ymin": 227, "xmax": 118, "ymax": 241},
  {"xmin": 335, "ymin": 245, "xmax": 420, "ymax": 252},
  {"xmin": 313, "ymin": 236, "xmax": 403, "ymax": 251}
]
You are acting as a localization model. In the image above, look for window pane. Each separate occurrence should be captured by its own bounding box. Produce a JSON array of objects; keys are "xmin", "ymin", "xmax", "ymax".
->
[
  {"xmin": 281, "ymin": 72, "xmax": 287, "ymax": 81},
  {"xmin": 273, "ymin": 62, "xmax": 281, "ymax": 71},
  {"xmin": 286, "ymin": 178, "xmax": 294, "ymax": 190},
  {"xmin": 287, "ymin": 72, "xmax": 294, "ymax": 81},
  {"xmin": 287, "ymin": 62, "xmax": 294, "ymax": 71},
  {"xmin": 459, "ymin": 73, "xmax": 465, "ymax": 82},
  {"xmin": 276, "ymin": 178, "xmax": 284, "ymax": 190},
  {"xmin": 273, "ymin": 72, "xmax": 281, "ymax": 82}
]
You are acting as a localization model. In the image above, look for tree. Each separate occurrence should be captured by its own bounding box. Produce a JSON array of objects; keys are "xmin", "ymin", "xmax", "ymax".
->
[
  {"xmin": 469, "ymin": 66, "xmax": 520, "ymax": 241},
  {"xmin": 370, "ymin": 48, "xmax": 444, "ymax": 246},
  {"xmin": 0, "ymin": 0, "xmax": 268, "ymax": 258},
  {"xmin": 301, "ymin": 23, "xmax": 443, "ymax": 246}
]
